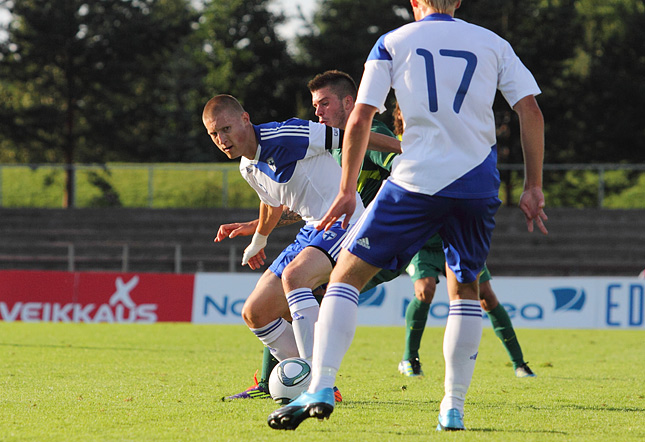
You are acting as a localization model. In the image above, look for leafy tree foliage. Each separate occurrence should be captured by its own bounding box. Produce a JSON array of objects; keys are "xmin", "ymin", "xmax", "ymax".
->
[
  {"xmin": 196, "ymin": 0, "xmax": 298, "ymax": 123},
  {"xmin": 1, "ymin": 0, "xmax": 643, "ymax": 197},
  {"xmin": 570, "ymin": 0, "xmax": 645, "ymax": 164},
  {"xmin": 292, "ymin": 0, "xmax": 410, "ymax": 120},
  {"xmin": 0, "ymin": 0, "xmax": 196, "ymax": 205}
]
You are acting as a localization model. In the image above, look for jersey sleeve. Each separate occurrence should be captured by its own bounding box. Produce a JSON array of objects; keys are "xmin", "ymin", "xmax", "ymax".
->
[
  {"xmin": 497, "ymin": 39, "xmax": 541, "ymax": 107},
  {"xmin": 307, "ymin": 120, "xmax": 343, "ymax": 155},
  {"xmin": 356, "ymin": 35, "xmax": 394, "ymax": 114}
]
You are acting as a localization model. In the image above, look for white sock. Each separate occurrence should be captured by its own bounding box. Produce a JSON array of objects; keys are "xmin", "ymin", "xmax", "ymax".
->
[
  {"xmin": 250, "ymin": 318, "xmax": 299, "ymax": 361},
  {"xmin": 440, "ymin": 300, "xmax": 483, "ymax": 417},
  {"xmin": 286, "ymin": 288, "xmax": 320, "ymax": 360},
  {"xmin": 308, "ymin": 282, "xmax": 360, "ymax": 392}
]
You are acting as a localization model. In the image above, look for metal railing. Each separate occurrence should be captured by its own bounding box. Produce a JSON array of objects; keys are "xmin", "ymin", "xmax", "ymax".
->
[
  {"xmin": 53, "ymin": 243, "xmax": 242, "ymax": 273},
  {"xmin": 1, "ymin": 162, "xmax": 644, "ymax": 209}
]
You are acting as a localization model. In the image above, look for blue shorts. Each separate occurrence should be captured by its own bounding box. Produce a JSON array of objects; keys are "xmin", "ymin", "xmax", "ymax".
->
[
  {"xmin": 342, "ymin": 180, "xmax": 501, "ymax": 283},
  {"xmin": 269, "ymin": 222, "xmax": 349, "ymax": 279}
]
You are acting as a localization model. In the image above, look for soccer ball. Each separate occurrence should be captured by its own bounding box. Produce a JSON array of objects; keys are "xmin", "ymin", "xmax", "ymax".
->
[{"xmin": 268, "ymin": 357, "xmax": 312, "ymax": 404}]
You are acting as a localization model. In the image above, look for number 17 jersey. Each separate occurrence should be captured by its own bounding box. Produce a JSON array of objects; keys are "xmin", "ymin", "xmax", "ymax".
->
[{"xmin": 356, "ymin": 13, "xmax": 541, "ymax": 199}]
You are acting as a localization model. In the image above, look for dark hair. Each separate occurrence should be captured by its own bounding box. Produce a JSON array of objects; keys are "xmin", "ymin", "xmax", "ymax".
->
[
  {"xmin": 393, "ymin": 102, "xmax": 404, "ymax": 137},
  {"xmin": 307, "ymin": 70, "xmax": 358, "ymax": 101}
]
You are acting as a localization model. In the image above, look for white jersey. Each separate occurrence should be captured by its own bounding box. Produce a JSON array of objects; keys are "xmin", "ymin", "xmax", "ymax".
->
[
  {"xmin": 240, "ymin": 118, "xmax": 365, "ymax": 226},
  {"xmin": 357, "ymin": 13, "xmax": 541, "ymax": 198}
]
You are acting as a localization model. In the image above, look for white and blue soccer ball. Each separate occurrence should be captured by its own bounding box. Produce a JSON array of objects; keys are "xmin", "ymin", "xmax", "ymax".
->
[{"xmin": 268, "ymin": 357, "xmax": 312, "ymax": 404}]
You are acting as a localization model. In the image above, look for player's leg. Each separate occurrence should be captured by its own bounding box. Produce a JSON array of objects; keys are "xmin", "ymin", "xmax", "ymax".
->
[
  {"xmin": 225, "ymin": 269, "xmax": 294, "ymax": 401},
  {"xmin": 268, "ymin": 181, "xmax": 439, "ymax": 430},
  {"xmin": 438, "ymin": 268, "xmax": 480, "ymax": 431},
  {"xmin": 229, "ymin": 282, "xmax": 332, "ymax": 402},
  {"xmin": 268, "ymin": 250, "xmax": 380, "ymax": 430},
  {"xmin": 478, "ymin": 272, "xmax": 535, "ymax": 377},
  {"xmin": 280, "ymin": 222, "xmax": 347, "ymax": 361},
  {"xmin": 281, "ymin": 246, "xmax": 333, "ymax": 361},
  {"xmin": 399, "ymin": 237, "xmax": 444, "ymax": 377},
  {"xmin": 225, "ymin": 345, "xmax": 276, "ymax": 400},
  {"xmin": 400, "ymin": 276, "xmax": 435, "ymax": 376},
  {"xmin": 242, "ymin": 269, "xmax": 299, "ymax": 361},
  {"xmin": 437, "ymin": 196, "xmax": 500, "ymax": 431}
]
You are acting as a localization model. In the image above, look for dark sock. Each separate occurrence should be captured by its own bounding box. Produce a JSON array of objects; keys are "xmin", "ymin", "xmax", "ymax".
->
[
  {"xmin": 259, "ymin": 346, "xmax": 278, "ymax": 389},
  {"xmin": 403, "ymin": 297, "xmax": 430, "ymax": 360},
  {"xmin": 487, "ymin": 304, "xmax": 525, "ymax": 369}
]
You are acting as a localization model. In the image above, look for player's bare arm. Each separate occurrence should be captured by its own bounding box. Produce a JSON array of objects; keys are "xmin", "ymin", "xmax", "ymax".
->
[
  {"xmin": 216, "ymin": 207, "xmax": 302, "ymax": 245},
  {"xmin": 276, "ymin": 207, "xmax": 303, "ymax": 228},
  {"xmin": 214, "ymin": 219, "xmax": 259, "ymax": 242},
  {"xmin": 514, "ymin": 95, "xmax": 548, "ymax": 235},
  {"xmin": 366, "ymin": 131, "xmax": 401, "ymax": 154},
  {"xmin": 242, "ymin": 202, "xmax": 284, "ymax": 269},
  {"xmin": 318, "ymin": 103, "xmax": 377, "ymax": 231}
]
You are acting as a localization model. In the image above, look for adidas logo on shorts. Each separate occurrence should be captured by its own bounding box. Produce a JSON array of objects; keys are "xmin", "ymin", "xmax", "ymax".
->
[{"xmin": 357, "ymin": 237, "xmax": 371, "ymax": 249}]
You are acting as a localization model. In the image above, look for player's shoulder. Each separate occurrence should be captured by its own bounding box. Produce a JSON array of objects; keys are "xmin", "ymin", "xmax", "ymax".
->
[
  {"xmin": 452, "ymin": 18, "xmax": 508, "ymax": 44},
  {"xmin": 258, "ymin": 118, "xmax": 310, "ymax": 131},
  {"xmin": 257, "ymin": 118, "xmax": 312, "ymax": 142}
]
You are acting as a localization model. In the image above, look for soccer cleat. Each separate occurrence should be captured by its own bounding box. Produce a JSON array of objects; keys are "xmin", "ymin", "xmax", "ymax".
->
[
  {"xmin": 436, "ymin": 408, "xmax": 465, "ymax": 431},
  {"xmin": 515, "ymin": 362, "xmax": 537, "ymax": 378},
  {"xmin": 333, "ymin": 386, "xmax": 343, "ymax": 403},
  {"xmin": 398, "ymin": 358, "xmax": 424, "ymax": 377},
  {"xmin": 267, "ymin": 388, "xmax": 335, "ymax": 430},
  {"xmin": 223, "ymin": 370, "xmax": 271, "ymax": 400}
]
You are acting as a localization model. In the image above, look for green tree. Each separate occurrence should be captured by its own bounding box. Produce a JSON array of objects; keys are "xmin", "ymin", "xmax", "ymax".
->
[
  {"xmin": 570, "ymin": 0, "xmax": 645, "ymax": 164},
  {"xmin": 196, "ymin": 0, "xmax": 298, "ymax": 124},
  {"xmin": 292, "ymin": 0, "xmax": 410, "ymax": 120},
  {"xmin": 459, "ymin": 0, "xmax": 584, "ymax": 204},
  {"xmin": 0, "ymin": 0, "xmax": 196, "ymax": 206}
]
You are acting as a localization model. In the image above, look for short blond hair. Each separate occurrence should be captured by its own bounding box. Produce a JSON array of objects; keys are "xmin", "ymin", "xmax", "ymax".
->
[
  {"xmin": 202, "ymin": 94, "xmax": 245, "ymax": 121},
  {"xmin": 420, "ymin": 0, "xmax": 460, "ymax": 14}
]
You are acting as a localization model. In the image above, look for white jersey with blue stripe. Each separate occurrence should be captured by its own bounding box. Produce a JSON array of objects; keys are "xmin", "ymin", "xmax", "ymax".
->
[
  {"xmin": 356, "ymin": 14, "xmax": 541, "ymax": 198},
  {"xmin": 240, "ymin": 118, "xmax": 365, "ymax": 225}
]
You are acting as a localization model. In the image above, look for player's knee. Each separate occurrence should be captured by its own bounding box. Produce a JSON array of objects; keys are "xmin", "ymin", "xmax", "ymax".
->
[
  {"xmin": 478, "ymin": 283, "xmax": 499, "ymax": 310},
  {"xmin": 282, "ymin": 262, "xmax": 319, "ymax": 290},
  {"xmin": 241, "ymin": 300, "xmax": 263, "ymax": 328},
  {"xmin": 280, "ymin": 264, "xmax": 299, "ymax": 286},
  {"xmin": 414, "ymin": 278, "xmax": 437, "ymax": 303},
  {"xmin": 416, "ymin": 290, "xmax": 435, "ymax": 304}
]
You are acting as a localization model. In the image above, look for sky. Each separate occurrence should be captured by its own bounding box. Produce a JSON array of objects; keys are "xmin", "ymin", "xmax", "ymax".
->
[
  {"xmin": 0, "ymin": 0, "xmax": 318, "ymax": 43},
  {"xmin": 269, "ymin": 0, "xmax": 317, "ymax": 40}
]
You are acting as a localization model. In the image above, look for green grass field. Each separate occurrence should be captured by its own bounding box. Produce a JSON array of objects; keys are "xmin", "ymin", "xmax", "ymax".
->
[{"xmin": 1, "ymin": 323, "xmax": 643, "ymax": 441}]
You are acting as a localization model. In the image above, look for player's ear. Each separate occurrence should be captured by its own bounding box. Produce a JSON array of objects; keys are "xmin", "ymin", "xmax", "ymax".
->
[{"xmin": 344, "ymin": 95, "xmax": 354, "ymax": 111}]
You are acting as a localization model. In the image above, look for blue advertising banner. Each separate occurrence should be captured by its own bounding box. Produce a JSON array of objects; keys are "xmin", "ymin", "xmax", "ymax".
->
[{"xmin": 192, "ymin": 274, "xmax": 645, "ymax": 329}]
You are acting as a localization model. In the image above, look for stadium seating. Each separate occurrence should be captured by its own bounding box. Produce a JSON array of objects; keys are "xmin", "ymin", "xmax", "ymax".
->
[{"xmin": 0, "ymin": 207, "xmax": 643, "ymax": 276}]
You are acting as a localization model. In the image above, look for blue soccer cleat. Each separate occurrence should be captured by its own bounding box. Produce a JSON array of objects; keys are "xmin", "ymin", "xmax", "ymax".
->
[
  {"xmin": 436, "ymin": 408, "xmax": 465, "ymax": 431},
  {"xmin": 267, "ymin": 387, "xmax": 335, "ymax": 430}
]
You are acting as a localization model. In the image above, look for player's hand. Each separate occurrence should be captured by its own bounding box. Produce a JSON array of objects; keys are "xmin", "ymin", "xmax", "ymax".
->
[
  {"xmin": 214, "ymin": 220, "xmax": 259, "ymax": 243},
  {"xmin": 245, "ymin": 249, "xmax": 266, "ymax": 270},
  {"xmin": 519, "ymin": 187, "xmax": 548, "ymax": 235},
  {"xmin": 242, "ymin": 232, "xmax": 269, "ymax": 267},
  {"xmin": 317, "ymin": 191, "xmax": 357, "ymax": 231}
]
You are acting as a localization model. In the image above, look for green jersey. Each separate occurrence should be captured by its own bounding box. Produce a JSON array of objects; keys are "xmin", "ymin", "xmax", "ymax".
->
[{"xmin": 331, "ymin": 119, "xmax": 397, "ymax": 207}]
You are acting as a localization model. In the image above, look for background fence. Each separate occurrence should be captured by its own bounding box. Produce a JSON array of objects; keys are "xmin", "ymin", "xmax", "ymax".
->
[{"xmin": 1, "ymin": 163, "xmax": 644, "ymax": 209}]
